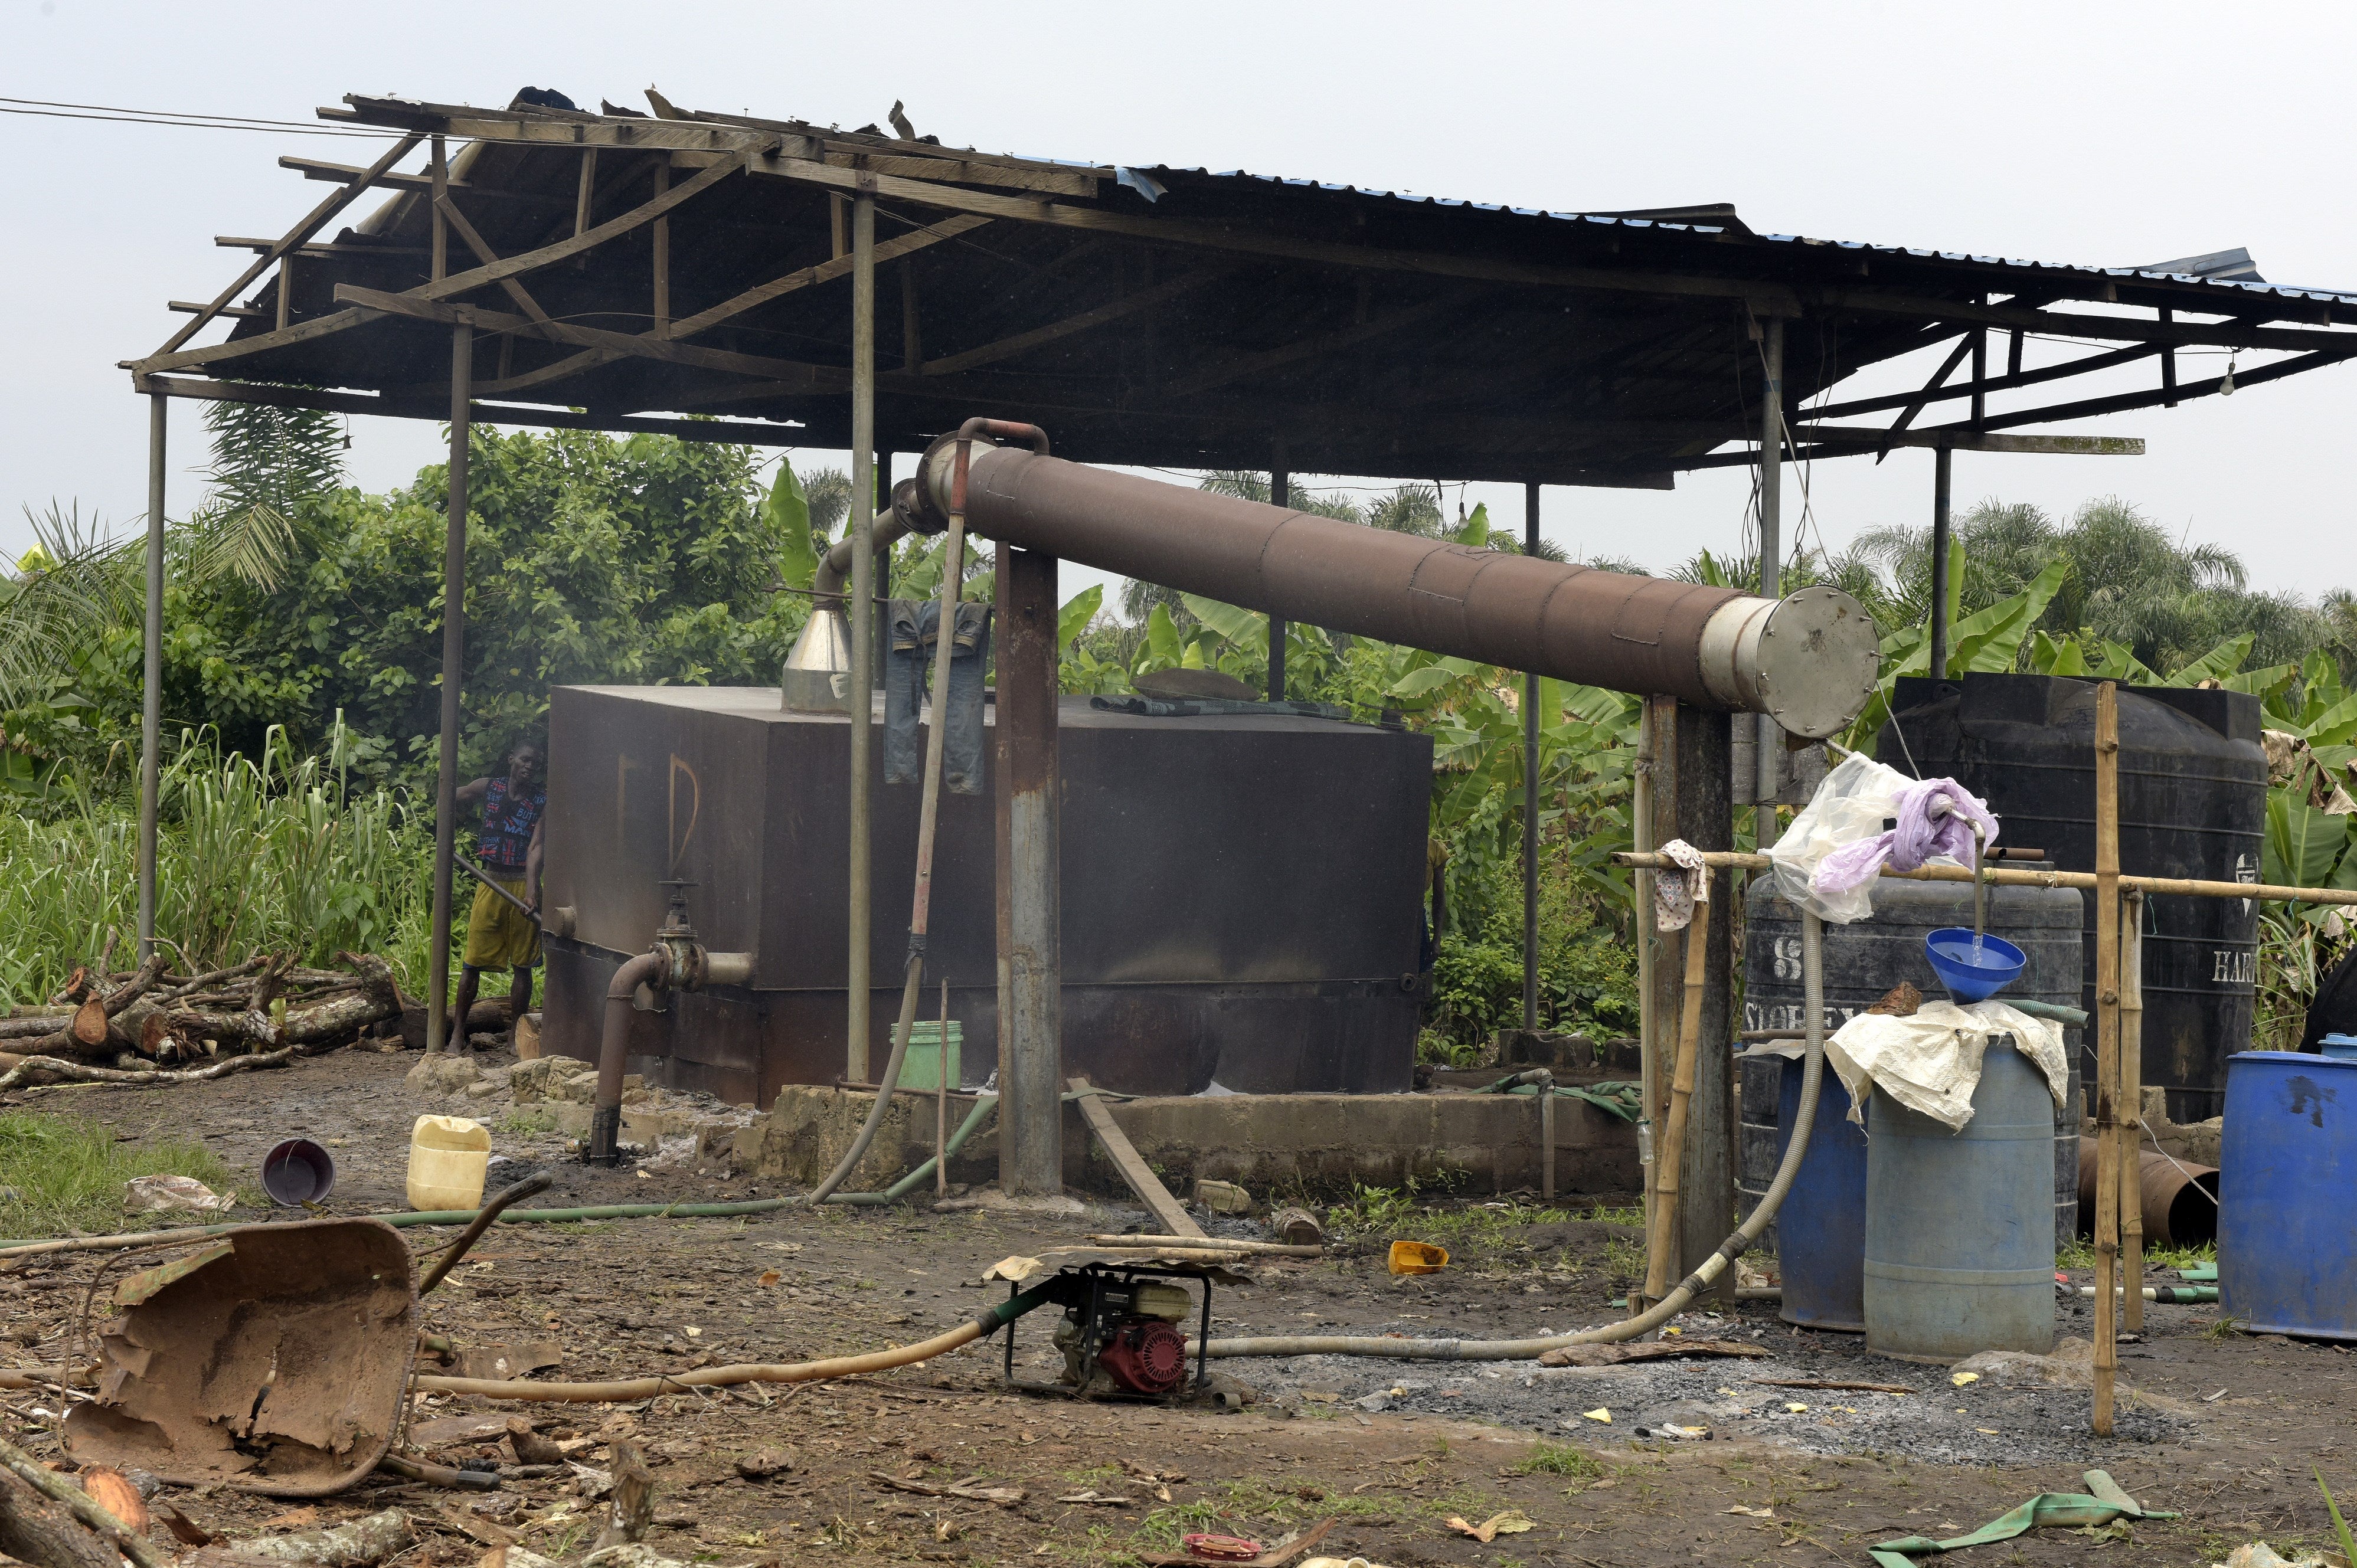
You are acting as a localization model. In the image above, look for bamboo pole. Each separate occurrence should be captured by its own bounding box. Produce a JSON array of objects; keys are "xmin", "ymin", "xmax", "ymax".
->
[
  {"xmin": 2120, "ymin": 888, "xmax": 2146, "ymax": 1333},
  {"xmin": 1612, "ymin": 849, "xmax": 2348, "ymax": 909},
  {"xmin": 1633, "ymin": 699, "xmax": 1658, "ymax": 1271},
  {"xmin": 1644, "ymin": 896, "xmax": 1709, "ymax": 1305},
  {"xmin": 2092, "ymin": 682, "xmax": 2121, "ymax": 1436}
]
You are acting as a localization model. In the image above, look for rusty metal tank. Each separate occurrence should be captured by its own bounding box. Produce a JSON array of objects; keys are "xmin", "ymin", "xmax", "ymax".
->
[{"xmin": 537, "ymin": 686, "xmax": 1431, "ymax": 1105}]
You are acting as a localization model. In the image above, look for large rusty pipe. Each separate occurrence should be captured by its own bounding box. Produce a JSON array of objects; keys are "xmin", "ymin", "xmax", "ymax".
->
[
  {"xmin": 913, "ymin": 435, "xmax": 1878, "ymax": 736},
  {"xmin": 2076, "ymin": 1139, "xmax": 2218, "ymax": 1248}
]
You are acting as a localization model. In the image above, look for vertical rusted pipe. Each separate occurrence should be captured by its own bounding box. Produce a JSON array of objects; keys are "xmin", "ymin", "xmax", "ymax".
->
[
  {"xmin": 429, "ymin": 325, "xmax": 472, "ymax": 1055},
  {"xmin": 996, "ymin": 541, "xmax": 1063, "ymax": 1196},
  {"xmin": 1522, "ymin": 481, "xmax": 1542, "ymax": 1032},
  {"xmin": 2120, "ymin": 888, "xmax": 2146, "ymax": 1330},
  {"xmin": 846, "ymin": 181, "xmax": 877, "ymax": 1082},
  {"xmin": 1756, "ymin": 317, "xmax": 1784, "ymax": 807},
  {"xmin": 138, "ymin": 393, "xmax": 165, "ymax": 961},
  {"xmin": 1267, "ymin": 452, "xmax": 1288, "ymax": 701}
]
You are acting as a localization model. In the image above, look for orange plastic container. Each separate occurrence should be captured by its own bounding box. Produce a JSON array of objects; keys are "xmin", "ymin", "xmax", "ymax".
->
[{"xmin": 1388, "ymin": 1240, "xmax": 1449, "ymax": 1275}]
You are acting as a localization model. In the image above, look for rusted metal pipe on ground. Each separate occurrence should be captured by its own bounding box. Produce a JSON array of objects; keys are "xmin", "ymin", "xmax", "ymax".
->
[
  {"xmin": 910, "ymin": 433, "xmax": 1878, "ymax": 737},
  {"xmin": 2077, "ymin": 1140, "xmax": 2218, "ymax": 1248}
]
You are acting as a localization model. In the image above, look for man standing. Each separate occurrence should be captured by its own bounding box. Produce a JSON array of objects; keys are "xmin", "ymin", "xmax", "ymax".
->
[{"xmin": 451, "ymin": 741, "xmax": 546, "ymax": 1049}]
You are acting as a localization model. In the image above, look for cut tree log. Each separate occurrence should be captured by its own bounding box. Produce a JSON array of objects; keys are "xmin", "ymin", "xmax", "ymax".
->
[{"xmin": 0, "ymin": 1047, "xmax": 298, "ymax": 1092}]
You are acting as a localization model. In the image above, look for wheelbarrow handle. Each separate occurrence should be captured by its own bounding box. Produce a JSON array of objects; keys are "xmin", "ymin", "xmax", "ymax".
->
[{"xmin": 418, "ymin": 1172, "xmax": 555, "ymax": 1294}]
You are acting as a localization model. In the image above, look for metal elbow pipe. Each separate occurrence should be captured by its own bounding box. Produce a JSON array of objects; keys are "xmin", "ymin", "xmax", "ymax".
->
[
  {"xmin": 913, "ymin": 429, "xmax": 1879, "ymax": 737},
  {"xmin": 589, "ymin": 950, "xmax": 666, "ymax": 1166},
  {"xmin": 812, "ymin": 482, "xmax": 924, "ymax": 605}
]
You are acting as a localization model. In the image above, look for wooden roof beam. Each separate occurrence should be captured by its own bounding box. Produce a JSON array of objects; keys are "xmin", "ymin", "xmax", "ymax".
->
[
  {"xmin": 332, "ymin": 286, "xmax": 830, "ymax": 388},
  {"xmin": 280, "ymin": 155, "xmax": 568, "ymax": 206},
  {"xmin": 1803, "ymin": 343, "xmax": 2160, "ymax": 421},
  {"xmin": 156, "ymin": 130, "xmax": 423, "ymax": 356},
  {"xmin": 1877, "ymin": 334, "xmax": 1974, "ymax": 458},
  {"xmin": 133, "ymin": 372, "xmax": 809, "ymax": 446},
  {"xmin": 472, "ymin": 214, "xmax": 992, "ymax": 400},
  {"xmin": 432, "ymin": 197, "xmax": 554, "ymax": 324},
  {"xmin": 918, "ymin": 267, "xmax": 1223, "ymax": 377},
  {"xmin": 1166, "ymin": 294, "xmax": 1463, "ymax": 398},
  {"xmin": 1818, "ymin": 285, "xmax": 2350, "ymax": 353}
]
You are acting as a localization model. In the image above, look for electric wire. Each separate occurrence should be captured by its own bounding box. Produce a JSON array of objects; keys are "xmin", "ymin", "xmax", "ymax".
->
[{"xmin": 0, "ymin": 101, "xmax": 400, "ymax": 138}]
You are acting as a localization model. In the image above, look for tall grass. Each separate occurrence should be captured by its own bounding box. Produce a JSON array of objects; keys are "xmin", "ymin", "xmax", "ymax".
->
[
  {"xmin": 0, "ymin": 722, "xmax": 446, "ymax": 1009},
  {"xmin": 0, "ymin": 1112, "xmax": 229, "ymax": 1238}
]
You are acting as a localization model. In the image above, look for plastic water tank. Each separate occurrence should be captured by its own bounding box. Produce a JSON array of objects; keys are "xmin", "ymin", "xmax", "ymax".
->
[
  {"xmin": 2218, "ymin": 1050, "xmax": 2357, "ymax": 1339},
  {"xmin": 1881, "ymin": 673, "xmax": 2264, "ymax": 1122},
  {"xmin": 1864, "ymin": 1043, "xmax": 2059, "ymax": 1362},
  {"xmin": 1741, "ymin": 877, "xmax": 2085, "ymax": 1268}
]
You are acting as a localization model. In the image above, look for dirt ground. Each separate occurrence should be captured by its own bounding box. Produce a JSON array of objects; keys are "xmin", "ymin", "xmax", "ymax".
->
[{"xmin": 3, "ymin": 1045, "xmax": 2351, "ymax": 1567}]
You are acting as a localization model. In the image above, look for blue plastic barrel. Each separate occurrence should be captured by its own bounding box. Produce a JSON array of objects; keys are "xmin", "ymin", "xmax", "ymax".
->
[
  {"xmin": 1773, "ymin": 1063, "xmax": 1868, "ymax": 1332},
  {"xmin": 1864, "ymin": 1043, "xmax": 2057, "ymax": 1363},
  {"xmin": 2219, "ymin": 1050, "xmax": 2357, "ymax": 1338}
]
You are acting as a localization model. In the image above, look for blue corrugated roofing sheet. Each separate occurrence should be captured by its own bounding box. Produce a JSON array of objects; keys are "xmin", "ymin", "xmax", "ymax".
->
[{"xmin": 1133, "ymin": 165, "xmax": 2357, "ymax": 309}]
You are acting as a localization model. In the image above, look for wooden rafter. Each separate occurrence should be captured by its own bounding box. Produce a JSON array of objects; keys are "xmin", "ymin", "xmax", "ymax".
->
[
  {"xmin": 1803, "ymin": 343, "xmax": 2159, "ymax": 421},
  {"xmin": 919, "ymin": 267, "xmax": 1222, "ymax": 377},
  {"xmin": 131, "ymin": 146, "xmax": 753, "ymax": 375},
  {"xmin": 1878, "ymin": 335, "xmax": 1974, "ymax": 458},
  {"xmin": 156, "ymin": 131, "xmax": 423, "ymax": 355},
  {"xmin": 1165, "ymin": 295, "xmax": 1463, "ymax": 397},
  {"xmin": 278, "ymin": 155, "xmax": 566, "ymax": 205},
  {"xmin": 467, "ymin": 214, "xmax": 993, "ymax": 399},
  {"xmin": 135, "ymin": 373, "xmax": 808, "ymax": 445},
  {"xmin": 433, "ymin": 197, "xmax": 554, "ymax": 323},
  {"xmin": 333, "ymin": 286, "xmax": 829, "ymax": 387}
]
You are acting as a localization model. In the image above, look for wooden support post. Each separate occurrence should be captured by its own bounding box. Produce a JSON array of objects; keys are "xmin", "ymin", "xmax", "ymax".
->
[
  {"xmin": 830, "ymin": 192, "xmax": 847, "ymax": 261},
  {"xmin": 999, "ymin": 546, "xmax": 1064, "ymax": 1196},
  {"xmin": 845, "ymin": 183, "xmax": 876, "ymax": 1082},
  {"xmin": 427, "ymin": 325, "xmax": 473, "ymax": 1056},
  {"xmin": 1267, "ymin": 450, "xmax": 1289, "ymax": 701},
  {"xmin": 1755, "ymin": 317, "xmax": 1784, "ymax": 812},
  {"xmin": 2121, "ymin": 888, "xmax": 2147, "ymax": 1331},
  {"xmin": 574, "ymin": 147, "xmax": 598, "ymax": 240},
  {"xmin": 1929, "ymin": 447, "xmax": 1953, "ymax": 679},
  {"xmin": 901, "ymin": 260, "xmax": 923, "ymax": 369},
  {"xmin": 1645, "ymin": 896, "xmax": 1711, "ymax": 1304},
  {"xmin": 1675, "ymin": 703, "xmax": 1735, "ymax": 1305},
  {"xmin": 276, "ymin": 256, "xmax": 294, "ymax": 332},
  {"xmin": 137, "ymin": 394, "xmax": 165, "ymax": 961},
  {"xmin": 651, "ymin": 162, "xmax": 670, "ymax": 333},
  {"xmin": 1970, "ymin": 299, "xmax": 1987, "ymax": 428},
  {"xmin": 429, "ymin": 136, "xmax": 448, "ymax": 283},
  {"xmin": 2160, "ymin": 308, "xmax": 2178, "ymax": 408},
  {"xmin": 2092, "ymin": 681, "xmax": 2122, "ymax": 1435}
]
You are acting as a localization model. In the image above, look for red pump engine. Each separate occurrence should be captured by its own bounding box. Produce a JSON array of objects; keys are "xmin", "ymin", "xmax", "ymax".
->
[{"xmin": 1095, "ymin": 1315, "xmax": 1189, "ymax": 1396}]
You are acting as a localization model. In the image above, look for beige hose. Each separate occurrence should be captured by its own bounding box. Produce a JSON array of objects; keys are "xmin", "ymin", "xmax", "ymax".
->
[
  {"xmin": 414, "ymin": 1322, "xmax": 988, "ymax": 1401},
  {"xmin": 1194, "ymin": 909, "xmax": 1829, "ymax": 1361}
]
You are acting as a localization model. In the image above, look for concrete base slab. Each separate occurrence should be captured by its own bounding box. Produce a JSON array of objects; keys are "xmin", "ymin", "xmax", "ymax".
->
[{"xmin": 744, "ymin": 1086, "xmax": 1640, "ymax": 1200}]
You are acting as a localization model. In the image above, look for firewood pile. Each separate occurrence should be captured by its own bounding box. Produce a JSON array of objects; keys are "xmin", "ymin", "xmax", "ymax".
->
[{"xmin": 0, "ymin": 950, "xmax": 401, "ymax": 1091}]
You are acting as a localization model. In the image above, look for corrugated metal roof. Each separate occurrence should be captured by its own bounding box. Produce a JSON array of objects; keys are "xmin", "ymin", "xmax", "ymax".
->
[{"xmin": 1132, "ymin": 163, "xmax": 2357, "ymax": 307}]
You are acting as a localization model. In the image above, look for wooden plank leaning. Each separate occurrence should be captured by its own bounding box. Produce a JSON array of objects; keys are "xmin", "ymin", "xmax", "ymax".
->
[{"xmin": 1068, "ymin": 1076, "xmax": 1204, "ymax": 1239}]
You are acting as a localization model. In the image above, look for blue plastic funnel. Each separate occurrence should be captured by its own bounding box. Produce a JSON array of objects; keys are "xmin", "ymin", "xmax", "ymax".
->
[{"xmin": 1925, "ymin": 928, "xmax": 2026, "ymax": 1004}]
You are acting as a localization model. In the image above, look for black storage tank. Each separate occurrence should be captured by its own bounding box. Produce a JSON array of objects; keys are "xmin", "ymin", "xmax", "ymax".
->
[
  {"xmin": 1740, "ymin": 876, "xmax": 2085, "ymax": 1255},
  {"xmin": 537, "ymin": 686, "xmax": 1433, "ymax": 1107},
  {"xmin": 1879, "ymin": 674, "xmax": 2264, "ymax": 1121}
]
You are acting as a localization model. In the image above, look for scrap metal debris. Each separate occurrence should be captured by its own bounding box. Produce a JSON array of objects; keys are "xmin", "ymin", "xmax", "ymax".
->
[{"xmin": 64, "ymin": 1219, "xmax": 417, "ymax": 1495}]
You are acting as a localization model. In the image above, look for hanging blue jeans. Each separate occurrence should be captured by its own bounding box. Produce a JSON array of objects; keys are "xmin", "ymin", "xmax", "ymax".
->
[{"xmin": 885, "ymin": 598, "xmax": 992, "ymax": 794}]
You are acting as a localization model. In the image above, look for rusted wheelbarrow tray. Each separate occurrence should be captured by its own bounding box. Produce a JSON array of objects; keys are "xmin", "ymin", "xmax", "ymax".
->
[{"xmin": 66, "ymin": 1217, "xmax": 416, "ymax": 1497}]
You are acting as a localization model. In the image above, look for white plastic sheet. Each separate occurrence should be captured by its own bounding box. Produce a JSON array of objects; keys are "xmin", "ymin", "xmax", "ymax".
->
[
  {"xmin": 1764, "ymin": 753, "xmax": 1915, "ymax": 925},
  {"xmin": 1819, "ymin": 1000, "xmax": 2069, "ymax": 1131}
]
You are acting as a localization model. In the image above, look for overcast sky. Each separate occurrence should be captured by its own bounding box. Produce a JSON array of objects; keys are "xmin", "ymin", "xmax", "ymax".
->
[{"xmin": 9, "ymin": 0, "xmax": 2355, "ymax": 613}]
